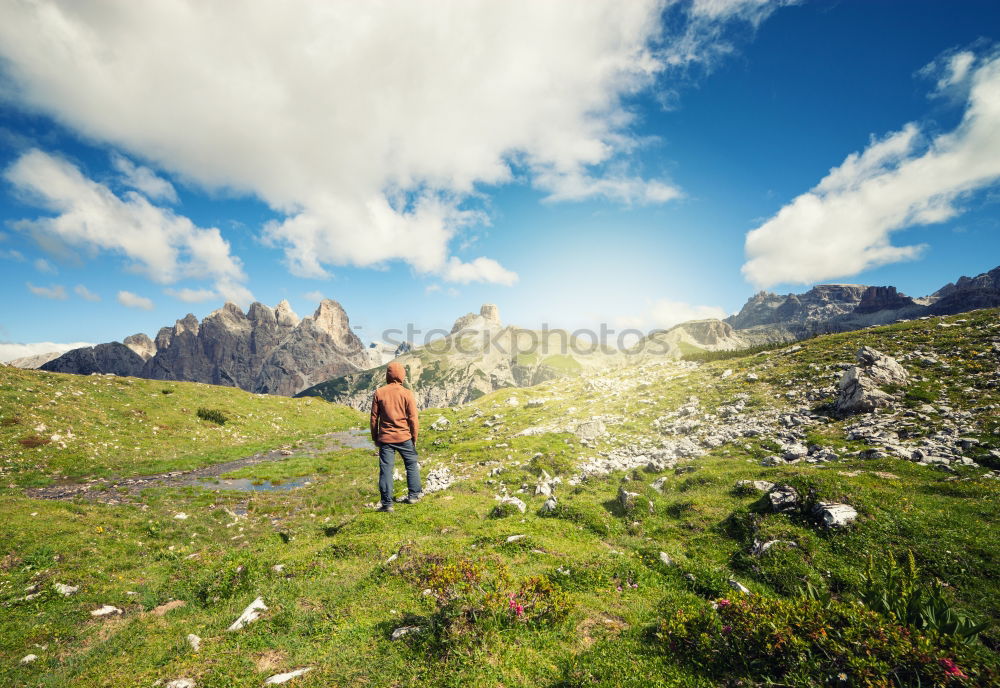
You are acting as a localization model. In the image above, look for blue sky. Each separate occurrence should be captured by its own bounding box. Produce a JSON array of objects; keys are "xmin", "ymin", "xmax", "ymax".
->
[{"xmin": 1, "ymin": 0, "xmax": 999, "ymax": 360}]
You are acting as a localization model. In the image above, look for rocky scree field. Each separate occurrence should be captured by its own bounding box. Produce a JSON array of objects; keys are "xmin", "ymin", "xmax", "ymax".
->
[{"xmin": 1, "ymin": 309, "xmax": 1000, "ymax": 687}]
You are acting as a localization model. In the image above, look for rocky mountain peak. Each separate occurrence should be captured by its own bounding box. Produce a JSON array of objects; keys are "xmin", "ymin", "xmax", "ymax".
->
[
  {"xmin": 451, "ymin": 303, "xmax": 504, "ymax": 333},
  {"xmin": 173, "ymin": 314, "xmax": 200, "ymax": 337},
  {"xmin": 311, "ymin": 299, "xmax": 352, "ymax": 340},
  {"xmin": 275, "ymin": 299, "xmax": 300, "ymax": 328},
  {"xmin": 247, "ymin": 301, "xmax": 276, "ymax": 325},
  {"xmin": 123, "ymin": 333, "xmax": 156, "ymax": 360}
]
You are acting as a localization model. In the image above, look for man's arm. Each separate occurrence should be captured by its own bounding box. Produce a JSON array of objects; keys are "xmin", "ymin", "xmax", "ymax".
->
[
  {"xmin": 405, "ymin": 389, "xmax": 419, "ymax": 444},
  {"xmin": 370, "ymin": 393, "xmax": 380, "ymax": 445}
]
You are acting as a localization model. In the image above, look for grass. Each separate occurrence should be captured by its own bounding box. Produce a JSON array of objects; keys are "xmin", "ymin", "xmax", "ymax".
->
[{"xmin": 2, "ymin": 308, "xmax": 999, "ymax": 686}]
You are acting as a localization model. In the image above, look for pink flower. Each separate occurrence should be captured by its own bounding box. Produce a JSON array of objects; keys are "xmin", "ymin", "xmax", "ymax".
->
[
  {"xmin": 939, "ymin": 658, "xmax": 967, "ymax": 679},
  {"xmin": 717, "ymin": 599, "xmax": 732, "ymax": 608},
  {"xmin": 515, "ymin": 603, "xmax": 524, "ymax": 617},
  {"xmin": 722, "ymin": 625, "xmax": 732, "ymax": 634},
  {"xmin": 616, "ymin": 585, "xmax": 623, "ymax": 592}
]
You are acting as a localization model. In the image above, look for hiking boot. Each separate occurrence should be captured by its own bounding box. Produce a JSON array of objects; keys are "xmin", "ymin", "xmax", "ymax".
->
[
  {"xmin": 375, "ymin": 503, "xmax": 394, "ymax": 513},
  {"xmin": 394, "ymin": 494, "xmax": 421, "ymax": 504}
]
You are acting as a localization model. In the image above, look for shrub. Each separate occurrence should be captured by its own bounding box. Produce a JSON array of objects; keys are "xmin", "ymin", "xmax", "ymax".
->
[
  {"xmin": 860, "ymin": 551, "xmax": 991, "ymax": 644},
  {"xmin": 489, "ymin": 502, "xmax": 521, "ymax": 519},
  {"xmin": 657, "ymin": 595, "xmax": 998, "ymax": 686},
  {"xmin": 196, "ymin": 407, "xmax": 228, "ymax": 425},
  {"xmin": 413, "ymin": 556, "xmax": 573, "ymax": 651},
  {"xmin": 1, "ymin": 415, "xmax": 21, "ymax": 427},
  {"xmin": 161, "ymin": 388, "xmax": 174, "ymax": 395},
  {"xmin": 18, "ymin": 433, "xmax": 51, "ymax": 448}
]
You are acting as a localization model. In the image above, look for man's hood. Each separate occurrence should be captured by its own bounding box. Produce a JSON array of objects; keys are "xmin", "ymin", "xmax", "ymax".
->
[{"xmin": 386, "ymin": 361, "xmax": 406, "ymax": 384}]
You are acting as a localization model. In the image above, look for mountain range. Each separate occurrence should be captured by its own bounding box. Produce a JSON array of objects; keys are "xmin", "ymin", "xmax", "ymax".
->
[{"xmin": 19, "ymin": 263, "xmax": 1000, "ymax": 405}]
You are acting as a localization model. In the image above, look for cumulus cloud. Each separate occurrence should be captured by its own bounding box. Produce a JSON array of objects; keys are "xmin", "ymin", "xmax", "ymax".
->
[
  {"xmin": 441, "ymin": 257, "xmax": 519, "ymax": 286},
  {"xmin": 26, "ymin": 282, "xmax": 66, "ymax": 299},
  {"xmin": 0, "ymin": 1, "xmax": 783, "ymax": 285},
  {"xmin": 303, "ymin": 290, "xmax": 324, "ymax": 303},
  {"xmin": 33, "ymin": 257, "xmax": 56, "ymax": 273},
  {"xmin": 111, "ymin": 152, "xmax": 178, "ymax": 203},
  {"xmin": 742, "ymin": 51, "xmax": 1000, "ymax": 288},
  {"xmin": 5, "ymin": 149, "xmax": 253, "ymax": 305},
  {"xmin": 0, "ymin": 340, "xmax": 93, "ymax": 363},
  {"xmin": 0, "ymin": 248, "xmax": 25, "ymax": 262},
  {"xmin": 117, "ymin": 290, "xmax": 154, "ymax": 310},
  {"xmin": 164, "ymin": 287, "xmax": 216, "ymax": 303},
  {"xmin": 616, "ymin": 299, "xmax": 728, "ymax": 331},
  {"xmin": 74, "ymin": 284, "xmax": 100, "ymax": 301}
]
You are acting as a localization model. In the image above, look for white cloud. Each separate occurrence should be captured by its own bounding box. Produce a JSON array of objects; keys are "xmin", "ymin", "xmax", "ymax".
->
[
  {"xmin": 441, "ymin": 257, "xmax": 518, "ymax": 286},
  {"xmin": 117, "ymin": 290, "xmax": 154, "ymax": 310},
  {"xmin": 618, "ymin": 299, "xmax": 728, "ymax": 331},
  {"xmin": 164, "ymin": 287, "xmax": 216, "ymax": 303},
  {"xmin": 34, "ymin": 257, "xmax": 56, "ymax": 273},
  {"xmin": 110, "ymin": 152, "xmax": 178, "ymax": 203},
  {"xmin": 0, "ymin": 1, "xmax": 783, "ymax": 286},
  {"xmin": 26, "ymin": 282, "xmax": 66, "ymax": 299},
  {"xmin": 74, "ymin": 283, "xmax": 100, "ymax": 301},
  {"xmin": 742, "ymin": 51, "xmax": 1000, "ymax": 288},
  {"xmin": 0, "ymin": 340, "xmax": 93, "ymax": 363},
  {"xmin": 0, "ymin": 248, "xmax": 25, "ymax": 262},
  {"xmin": 303, "ymin": 290, "xmax": 324, "ymax": 303},
  {"xmin": 5, "ymin": 149, "xmax": 253, "ymax": 306}
]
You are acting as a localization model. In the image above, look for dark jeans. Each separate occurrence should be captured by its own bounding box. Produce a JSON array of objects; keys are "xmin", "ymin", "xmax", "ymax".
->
[{"xmin": 378, "ymin": 439, "xmax": 421, "ymax": 506}]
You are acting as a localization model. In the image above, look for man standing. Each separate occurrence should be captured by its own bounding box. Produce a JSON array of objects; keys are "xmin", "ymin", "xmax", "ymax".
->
[{"xmin": 370, "ymin": 361, "xmax": 421, "ymax": 512}]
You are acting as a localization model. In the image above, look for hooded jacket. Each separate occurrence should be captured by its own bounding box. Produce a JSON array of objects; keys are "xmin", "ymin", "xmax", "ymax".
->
[{"xmin": 370, "ymin": 361, "xmax": 419, "ymax": 444}]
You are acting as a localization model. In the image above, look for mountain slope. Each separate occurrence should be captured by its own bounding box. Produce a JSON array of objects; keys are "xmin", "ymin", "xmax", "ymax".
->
[
  {"xmin": 2, "ymin": 308, "xmax": 1000, "ymax": 686},
  {"xmin": 40, "ymin": 299, "xmax": 370, "ymax": 396}
]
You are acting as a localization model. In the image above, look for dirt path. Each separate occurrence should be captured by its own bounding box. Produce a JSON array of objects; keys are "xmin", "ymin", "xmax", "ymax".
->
[{"xmin": 25, "ymin": 428, "xmax": 372, "ymax": 504}]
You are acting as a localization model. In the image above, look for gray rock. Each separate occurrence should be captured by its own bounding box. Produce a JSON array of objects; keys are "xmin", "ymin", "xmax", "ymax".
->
[
  {"xmin": 728, "ymin": 579, "xmax": 751, "ymax": 594},
  {"xmin": 540, "ymin": 497, "xmax": 558, "ymax": 514},
  {"xmin": 495, "ymin": 495, "xmax": 526, "ymax": 514},
  {"xmin": 391, "ymin": 625, "xmax": 421, "ymax": 640},
  {"xmin": 264, "ymin": 668, "xmax": 313, "ymax": 684},
  {"xmin": 165, "ymin": 680, "xmax": 196, "ymax": 688},
  {"xmin": 90, "ymin": 605, "xmax": 122, "ymax": 617},
  {"xmin": 430, "ymin": 417, "xmax": 451, "ymax": 431},
  {"xmin": 813, "ymin": 502, "xmax": 858, "ymax": 528},
  {"xmin": 227, "ymin": 597, "xmax": 267, "ymax": 631},
  {"xmin": 659, "ymin": 552, "xmax": 673, "ymax": 566},
  {"xmin": 735, "ymin": 480, "xmax": 774, "ymax": 493},
  {"xmin": 768, "ymin": 485, "xmax": 800, "ymax": 513},
  {"xmin": 836, "ymin": 347, "xmax": 908, "ymax": 414},
  {"xmin": 19, "ymin": 654, "xmax": 38, "ymax": 665},
  {"xmin": 576, "ymin": 420, "xmax": 607, "ymax": 440}
]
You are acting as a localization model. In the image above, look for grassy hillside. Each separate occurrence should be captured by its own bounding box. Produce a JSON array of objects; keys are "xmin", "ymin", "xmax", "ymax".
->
[
  {"xmin": 0, "ymin": 367, "xmax": 362, "ymax": 486},
  {"xmin": 2, "ymin": 310, "xmax": 1000, "ymax": 687}
]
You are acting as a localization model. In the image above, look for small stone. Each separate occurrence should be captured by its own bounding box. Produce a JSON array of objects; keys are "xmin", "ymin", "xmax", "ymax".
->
[
  {"xmin": 165, "ymin": 680, "xmax": 196, "ymax": 688},
  {"xmin": 151, "ymin": 600, "xmax": 186, "ymax": 616},
  {"xmin": 540, "ymin": 497, "xmax": 557, "ymax": 514},
  {"xmin": 20, "ymin": 654, "xmax": 38, "ymax": 665},
  {"xmin": 264, "ymin": 668, "xmax": 313, "ymax": 684},
  {"xmin": 617, "ymin": 485, "xmax": 640, "ymax": 512},
  {"xmin": 391, "ymin": 625, "xmax": 421, "ymax": 640},
  {"xmin": 227, "ymin": 597, "xmax": 267, "ymax": 631},
  {"xmin": 495, "ymin": 495, "xmax": 526, "ymax": 514},
  {"xmin": 735, "ymin": 480, "xmax": 774, "ymax": 493},
  {"xmin": 173, "ymin": 512, "xmax": 189, "ymax": 520},
  {"xmin": 53, "ymin": 583, "xmax": 78, "ymax": 596},
  {"xmin": 186, "ymin": 634, "xmax": 201, "ymax": 651},
  {"xmin": 813, "ymin": 502, "xmax": 858, "ymax": 528},
  {"xmin": 650, "ymin": 477, "xmax": 668, "ymax": 493},
  {"xmin": 506, "ymin": 534, "xmax": 526, "ymax": 543},
  {"xmin": 768, "ymin": 485, "xmax": 800, "ymax": 513},
  {"xmin": 90, "ymin": 605, "xmax": 122, "ymax": 617},
  {"xmin": 658, "ymin": 552, "xmax": 672, "ymax": 566},
  {"xmin": 430, "ymin": 417, "xmax": 451, "ymax": 431},
  {"xmin": 728, "ymin": 579, "xmax": 751, "ymax": 594}
]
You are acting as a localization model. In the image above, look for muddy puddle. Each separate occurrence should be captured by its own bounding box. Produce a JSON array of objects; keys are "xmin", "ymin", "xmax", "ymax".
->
[{"xmin": 25, "ymin": 428, "xmax": 371, "ymax": 504}]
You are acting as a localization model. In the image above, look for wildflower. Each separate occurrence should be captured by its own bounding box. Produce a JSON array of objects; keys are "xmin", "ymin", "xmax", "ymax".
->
[
  {"xmin": 939, "ymin": 658, "xmax": 967, "ymax": 679},
  {"xmin": 616, "ymin": 585, "xmax": 623, "ymax": 592},
  {"xmin": 717, "ymin": 598, "xmax": 731, "ymax": 608},
  {"xmin": 722, "ymin": 625, "xmax": 732, "ymax": 634}
]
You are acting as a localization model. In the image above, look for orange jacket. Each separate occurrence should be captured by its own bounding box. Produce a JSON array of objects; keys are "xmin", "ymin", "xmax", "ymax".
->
[{"xmin": 370, "ymin": 361, "xmax": 419, "ymax": 444}]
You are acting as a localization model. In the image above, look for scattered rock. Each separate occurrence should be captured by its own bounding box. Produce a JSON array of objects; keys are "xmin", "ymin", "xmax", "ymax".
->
[
  {"xmin": 227, "ymin": 597, "xmax": 267, "ymax": 631},
  {"xmin": 165, "ymin": 680, "xmax": 195, "ymax": 688},
  {"xmin": 768, "ymin": 485, "xmax": 800, "ymax": 513},
  {"xmin": 430, "ymin": 417, "xmax": 450, "ymax": 431},
  {"xmin": 186, "ymin": 634, "xmax": 201, "ymax": 651},
  {"xmin": 659, "ymin": 552, "xmax": 673, "ymax": 566},
  {"xmin": 813, "ymin": 502, "xmax": 858, "ymax": 528},
  {"xmin": 575, "ymin": 420, "xmax": 607, "ymax": 440},
  {"xmin": 525, "ymin": 399, "xmax": 545, "ymax": 408},
  {"xmin": 728, "ymin": 579, "xmax": 751, "ymax": 594},
  {"xmin": 423, "ymin": 467, "xmax": 456, "ymax": 493},
  {"xmin": 540, "ymin": 497, "xmax": 557, "ymax": 514},
  {"xmin": 20, "ymin": 654, "xmax": 38, "ymax": 665},
  {"xmin": 264, "ymin": 668, "xmax": 313, "ymax": 685},
  {"xmin": 751, "ymin": 539, "xmax": 797, "ymax": 556},
  {"xmin": 173, "ymin": 512, "xmax": 189, "ymax": 520},
  {"xmin": 650, "ymin": 477, "xmax": 668, "ymax": 493},
  {"xmin": 90, "ymin": 605, "xmax": 122, "ymax": 617},
  {"xmin": 506, "ymin": 534, "xmax": 527, "ymax": 543},
  {"xmin": 495, "ymin": 495, "xmax": 526, "ymax": 514},
  {"xmin": 53, "ymin": 583, "xmax": 78, "ymax": 596},
  {"xmin": 735, "ymin": 480, "xmax": 774, "ymax": 493},
  {"xmin": 837, "ymin": 347, "xmax": 908, "ymax": 414},
  {"xmin": 391, "ymin": 625, "xmax": 421, "ymax": 640},
  {"xmin": 617, "ymin": 485, "xmax": 640, "ymax": 512}
]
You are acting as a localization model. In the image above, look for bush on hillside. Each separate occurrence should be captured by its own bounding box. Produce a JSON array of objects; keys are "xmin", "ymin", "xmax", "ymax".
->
[
  {"xmin": 196, "ymin": 407, "xmax": 228, "ymax": 425},
  {"xmin": 658, "ymin": 594, "xmax": 997, "ymax": 687}
]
